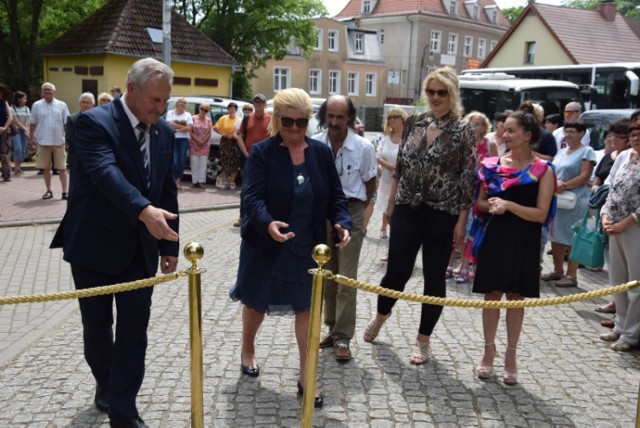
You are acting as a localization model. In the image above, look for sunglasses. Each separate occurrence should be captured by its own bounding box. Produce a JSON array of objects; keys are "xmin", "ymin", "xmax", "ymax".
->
[
  {"xmin": 280, "ymin": 116, "xmax": 309, "ymax": 128},
  {"xmin": 243, "ymin": 109, "xmax": 253, "ymax": 112},
  {"xmin": 200, "ymin": 108, "xmax": 209, "ymax": 112},
  {"xmin": 388, "ymin": 115, "xmax": 402, "ymax": 120},
  {"xmin": 425, "ymin": 88, "xmax": 449, "ymax": 97}
]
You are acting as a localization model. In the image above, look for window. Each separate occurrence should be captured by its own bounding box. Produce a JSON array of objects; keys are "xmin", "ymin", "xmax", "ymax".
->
[
  {"xmin": 379, "ymin": 29, "xmax": 384, "ymax": 44},
  {"xmin": 273, "ymin": 67, "xmax": 290, "ymax": 91},
  {"xmin": 355, "ymin": 33, "xmax": 364, "ymax": 53},
  {"xmin": 362, "ymin": 0, "xmax": 371, "ymax": 13},
  {"xmin": 348, "ymin": 72, "xmax": 359, "ymax": 96},
  {"xmin": 314, "ymin": 29, "xmax": 322, "ymax": 51},
  {"xmin": 309, "ymin": 69, "xmax": 322, "ymax": 94},
  {"xmin": 449, "ymin": 0, "xmax": 458, "ymax": 14},
  {"xmin": 463, "ymin": 36, "xmax": 473, "ymax": 57},
  {"xmin": 329, "ymin": 70, "xmax": 341, "ymax": 94},
  {"xmin": 524, "ymin": 41, "xmax": 536, "ymax": 64},
  {"xmin": 485, "ymin": 5, "xmax": 498, "ymax": 23},
  {"xmin": 430, "ymin": 30, "xmax": 441, "ymax": 53},
  {"xmin": 365, "ymin": 73, "xmax": 376, "ymax": 96},
  {"xmin": 447, "ymin": 33, "xmax": 458, "ymax": 55},
  {"xmin": 478, "ymin": 39, "xmax": 486, "ymax": 59},
  {"xmin": 490, "ymin": 40, "xmax": 498, "ymax": 52},
  {"xmin": 328, "ymin": 30, "xmax": 339, "ymax": 52}
]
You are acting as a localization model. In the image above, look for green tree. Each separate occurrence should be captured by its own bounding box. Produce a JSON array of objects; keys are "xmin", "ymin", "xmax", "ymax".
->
[
  {"xmin": 0, "ymin": 0, "xmax": 107, "ymax": 98},
  {"xmin": 563, "ymin": 0, "xmax": 640, "ymax": 17},
  {"xmin": 501, "ymin": 6, "xmax": 525, "ymax": 24},
  {"xmin": 177, "ymin": 0, "xmax": 327, "ymax": 98}
]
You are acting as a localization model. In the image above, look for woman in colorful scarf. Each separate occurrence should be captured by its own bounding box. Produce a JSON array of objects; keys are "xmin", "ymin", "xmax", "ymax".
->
[{"xmin": 472, "ymin": 110, "xmax": 556, "ymax": 385}]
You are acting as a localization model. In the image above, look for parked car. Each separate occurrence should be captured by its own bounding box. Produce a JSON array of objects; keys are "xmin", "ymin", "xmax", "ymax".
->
[
  {"xmin": 579, "ymin": 109, "xmax": 635, "ymax": 149},
  {"xmin": 164, "ymin": 96, "xmax": 250, "ymax": 183},
  {"xmin": 266, "ymin": 97, "xmax": 365, "ymax": 136}
]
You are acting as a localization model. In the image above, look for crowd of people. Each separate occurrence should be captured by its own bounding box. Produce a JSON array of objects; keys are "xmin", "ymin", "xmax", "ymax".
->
[{"xmin": 1, "ymin": 63, "xmax": 637, "ymax": 426}]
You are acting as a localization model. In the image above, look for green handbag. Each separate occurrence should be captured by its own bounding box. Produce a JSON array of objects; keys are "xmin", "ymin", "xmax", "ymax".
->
[{"xmin": 569, "ymin": 207, "xmax": 605, "ymax": 268}]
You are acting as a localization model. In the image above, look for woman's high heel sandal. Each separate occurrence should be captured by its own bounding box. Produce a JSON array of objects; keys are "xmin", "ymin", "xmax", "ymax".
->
[
  {"xmin": 476, "ymin": 343, "xmax": 495, "ymax": 380},
  {"xmin": 503, "ymin": 346, "xmax": 518, "ymax": 385},
  {"xmin": 297, "ymin": 382, "xmax": 323, "ymax": 408},
  {"xmin": 409, "ymin": 340, "xmax": 430, "ymax": 365},
  {"xmin": 363, "ymin": 313, "xmax": 390, "ymax": 343}
]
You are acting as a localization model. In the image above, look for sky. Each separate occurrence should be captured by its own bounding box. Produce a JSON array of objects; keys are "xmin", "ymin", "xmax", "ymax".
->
[{"xmin": 322, "ymin": 0, "xmax": 565, "ymax": 16}]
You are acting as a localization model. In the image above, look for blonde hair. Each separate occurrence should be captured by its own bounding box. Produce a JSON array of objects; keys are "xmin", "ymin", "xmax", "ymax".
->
[
  {"xmin": 464, "ymin": 111, "xmax": 492, "ymax": 135},
  {"xmin": 199, "ymin": 102, "xmax": 210, "ymax": 111},
  {"xmin": 384, "ymin": 106, "xmax": 408, "ymax": 135},
  {"xmin": 97, "ymin": 92, "xmax": 112, "ymax": 104},
  {"xmin": 267, "ymin": 88, "xmax": 313, "ymax": 136},
  {"xmin": 422, "ymin": 67, "xmax": 462, "ymax": 117}
]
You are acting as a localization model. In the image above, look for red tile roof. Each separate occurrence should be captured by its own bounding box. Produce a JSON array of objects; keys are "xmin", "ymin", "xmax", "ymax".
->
[
  {"xmin": 335, "ymin": 0, "xmax": 509, "ymax": 28},
  {"xmin": 41, "ymin": 0, "xmax": 238, "ymax": 67},
  {"xmin": 483, "ymin": 2, "xmax": 640, "ymax": 66}
]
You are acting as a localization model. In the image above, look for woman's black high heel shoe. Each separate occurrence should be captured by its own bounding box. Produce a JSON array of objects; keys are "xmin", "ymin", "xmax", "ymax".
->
[
  {"xmin": 240, "ymin": 357, "xmax": 259, "ymax": 377},
  {"xmin": 297, "ymin": 382, "xmax": 323, "ymax": 408}
]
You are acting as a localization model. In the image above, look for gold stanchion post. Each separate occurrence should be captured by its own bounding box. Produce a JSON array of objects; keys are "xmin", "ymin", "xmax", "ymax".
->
[
  {"xmin": 301, "ymin": 244, "xmax": 331, "ymax": 428},
  {"xmin": 184, "ymin": 242, "xmax": 205, "ymax": 428}
]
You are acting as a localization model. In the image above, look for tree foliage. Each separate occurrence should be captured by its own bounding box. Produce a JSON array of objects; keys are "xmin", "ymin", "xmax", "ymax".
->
[
  {"xmin": 501, "ymin": 6, "xmax": 525, "ymax": 24},
  {"xmin": 563, "ymin": 0, "xmax": 640, "ymax": 18},
  {"xmin": 175, "ymin": 0, "xmax": 327, "ymax": 98},
  {"xmin": 0, "ymin": 0, "xmax": 108, "ymax": 98}
]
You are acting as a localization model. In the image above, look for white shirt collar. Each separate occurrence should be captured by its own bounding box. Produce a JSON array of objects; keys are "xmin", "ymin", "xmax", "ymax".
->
[{"xmin": 120, "ymin": 94, "xmax": 144, "ymax": 130}]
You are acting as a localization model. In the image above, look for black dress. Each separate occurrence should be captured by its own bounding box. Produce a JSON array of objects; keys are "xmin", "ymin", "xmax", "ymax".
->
[{"xmin": 473, "ymin": 182, "xmax": 542, "ymax": 298}]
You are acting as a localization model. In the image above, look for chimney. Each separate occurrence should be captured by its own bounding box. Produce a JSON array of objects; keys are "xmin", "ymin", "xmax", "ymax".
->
[{"xmin": 596, "ymin": 0, "xmax": 617, "ymax": 22}]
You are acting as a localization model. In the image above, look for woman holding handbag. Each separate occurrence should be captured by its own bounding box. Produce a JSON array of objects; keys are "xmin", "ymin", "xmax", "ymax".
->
[
  {"xmin": 541, "ymin": 122, "xmax": 596, "ymax": 287},
  {"xmin": 472, "ymin": 110, "xmax": 556, "ymax": 385},
  {"xmin": 0, "ymin": 83, "xmax": 14, "ymax": 182},
  {"xmin": 599, "ymin": 122, "xmax": 640, "ymax": 352}
]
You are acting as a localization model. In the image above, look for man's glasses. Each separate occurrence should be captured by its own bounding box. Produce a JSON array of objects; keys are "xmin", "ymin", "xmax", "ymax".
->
[
  {"xmin": 280, "ymin": 116, "xmax": 309, "ymax": 128},
  {"xmin": 425, "ymin": 88, "xmax": 449, "ymax": 97},
  {"xmin": 564, "ymin": 110, "xmax": 580, "ymax": 114}
]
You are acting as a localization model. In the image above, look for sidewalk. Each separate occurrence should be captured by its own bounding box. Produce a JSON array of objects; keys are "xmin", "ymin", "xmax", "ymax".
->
[{"xmin": 0, "ymin": 169, "xmax": 240, "ymax": 225}]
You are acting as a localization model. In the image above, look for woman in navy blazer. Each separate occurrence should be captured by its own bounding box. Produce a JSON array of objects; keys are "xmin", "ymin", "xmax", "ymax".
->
[{"xmin": 231, "ymin": 88, "xmax": 351, "ymax": 408}]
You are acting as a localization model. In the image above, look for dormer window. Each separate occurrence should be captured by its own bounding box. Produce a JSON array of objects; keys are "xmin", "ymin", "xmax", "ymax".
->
[
  {"xmin": 362, "ymin": 0, "xmax": 371, "ymax": 13},
  {"xmin": 484, "ymin": 5, "xmax": 499, "ymax": 23},
  {"xmin": 442, "ymin": 0, "xmax": 458, "ymax": 15},
  {"xmin": 465, "ymin": 0, "xmax": 479, "ymax": 19},
  {"xmin": 355, "ymin": 33, "xmax": 364, "ymax": 53}
]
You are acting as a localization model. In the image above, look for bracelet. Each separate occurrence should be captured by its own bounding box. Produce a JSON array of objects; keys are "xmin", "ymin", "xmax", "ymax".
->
[{"xmin": 632, "ymin": 213, "xmax": 640, "ymax": 225}]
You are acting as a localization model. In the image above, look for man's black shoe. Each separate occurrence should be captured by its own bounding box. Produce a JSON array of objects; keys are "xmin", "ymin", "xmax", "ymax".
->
[
  {"xmin": 109, "ymin": 416, "xmax": 149, "ymax": 428},
  {"xmin": 94, "ymin": 384, "xmax": 109, "ymax": 413}
]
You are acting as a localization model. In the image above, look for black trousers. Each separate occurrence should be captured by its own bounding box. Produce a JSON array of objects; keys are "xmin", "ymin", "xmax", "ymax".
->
[
  {"xmin": 377, "ymin": 204, "xmax": 457, "ymax": 336},
  {"xmin": 71, "ymin": 245, "xmax": 153, "ymax": 420}
]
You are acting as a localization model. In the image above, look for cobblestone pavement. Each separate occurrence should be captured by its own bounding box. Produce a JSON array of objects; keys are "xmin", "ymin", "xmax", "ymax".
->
[{"xmin": 0, "ymin": 208, "xmax": 639, "ymax": 427}]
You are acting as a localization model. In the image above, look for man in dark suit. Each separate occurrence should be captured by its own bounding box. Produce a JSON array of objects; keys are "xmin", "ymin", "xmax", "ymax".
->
[{"xmin": 51, "ymin": 58, "xmax": 179, "ymax": 428}]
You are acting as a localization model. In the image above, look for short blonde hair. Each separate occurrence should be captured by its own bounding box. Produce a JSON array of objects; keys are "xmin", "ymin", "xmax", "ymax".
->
[
  {"xmin": 267, "ymin": 88, "xmax": 313, "ymax": 136},
  {"xmin": 464, "ymin": 111, "xmax": 492, "ymax": 135},
  {"xmin": 199, "ymin": 102, "xmax": 210, "ymax": 111},
  {"xmin": 97, "ymin": 92, "xmax": 112, "ymax": 104},
  {"xmin": 175, "ymin": 97, "xmax": 187, "ymax": 107},
  {"xmin": 422, "ymin": 67, "xmax": 462, "ymax": 117},
  {"xmin": 384, "ymin": 107, "xmax": 408, "ymax": 135}
]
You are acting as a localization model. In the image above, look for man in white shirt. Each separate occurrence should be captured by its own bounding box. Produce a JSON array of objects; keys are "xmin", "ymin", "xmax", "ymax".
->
[
  {"xmin": 29, "ymin": 82, "xmax": 70, "ymax": 200},
  {"xmin": 553, "ymin": 101, "xmax": 590, "ymax": 150},
  {"xmin": 312, "ymin": 95, "xmax": 377, "ymax": 361}
]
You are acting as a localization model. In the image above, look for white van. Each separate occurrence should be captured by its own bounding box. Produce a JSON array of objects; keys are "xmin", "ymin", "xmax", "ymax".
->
[{"xmin": 459, "ymin": 73, "xmax": 583, "ymax": 121}]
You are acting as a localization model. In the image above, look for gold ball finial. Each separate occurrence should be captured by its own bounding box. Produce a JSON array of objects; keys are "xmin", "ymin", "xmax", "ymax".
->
[
  {"xmin": 183, "ymin": 242, "xmax": 204, "ymax": 265},
  {"xmin": 312, "ymin": 244, "xmax": 331, "ymax": 268}
]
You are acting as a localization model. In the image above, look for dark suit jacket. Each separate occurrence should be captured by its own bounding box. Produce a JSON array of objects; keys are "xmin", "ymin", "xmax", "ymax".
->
[
  {"xmin": 240, "ymin": 134, "xmax": 351, "ymax": 255},
  {"xmin": 65, "ymin": 111, "xmax": 80, "ymax": 169},
  {"xmin": 51, "ymin": 97, "xmax": 179, "ymax": 276}
]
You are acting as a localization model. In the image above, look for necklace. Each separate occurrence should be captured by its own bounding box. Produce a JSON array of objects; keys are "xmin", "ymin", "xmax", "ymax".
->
[{"xmin": 427, "ymin": 112, "xmax": 452, "ymax": 130}]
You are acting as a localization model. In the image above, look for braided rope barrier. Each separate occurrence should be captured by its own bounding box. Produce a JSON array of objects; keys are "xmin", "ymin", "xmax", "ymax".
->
[
  {"xmin": 312, "ymin": 269, "xmax": 639, "ymax": 309},
  {"xmin": 0, "ymin": 271, "xmax": 187, "ymax": 306}
]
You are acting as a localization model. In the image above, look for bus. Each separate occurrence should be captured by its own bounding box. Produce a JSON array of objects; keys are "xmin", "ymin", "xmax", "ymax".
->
[
  {"xmin": 461, "ymin": 63, "xmax": 640, "ymax": 110},
  {"xmin": 458, "ymin": 73, "xmax": 582, "ymax": 121}
]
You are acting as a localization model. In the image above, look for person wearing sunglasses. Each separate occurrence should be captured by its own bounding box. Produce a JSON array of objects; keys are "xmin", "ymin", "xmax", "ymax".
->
[
  {"xmin": 361, "ymin": 67, "xmax": 476, "ymax": 366},
  {"xmin": 311, "ymin": 95, "xmax": 377, "ymax": 362},
  {"xmin": 230, "ymin": 88, "xmax": 352, "ymax": 409},
  {"xmin": 188, "ymin": 103, "xmax": 212, "ymax": 189},
  {"xmin": 553, "ymin": 101, "xmax": 590, "ymax": 150},
  {"xmin": 233, "ymin": 94, "xmax": 271, "ymax": 227}
]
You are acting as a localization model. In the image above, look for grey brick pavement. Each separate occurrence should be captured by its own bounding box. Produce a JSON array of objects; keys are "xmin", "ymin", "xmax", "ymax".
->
[{"xmin": 0, "ymin": 208, "xmax": 639, "ymax": 426}]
